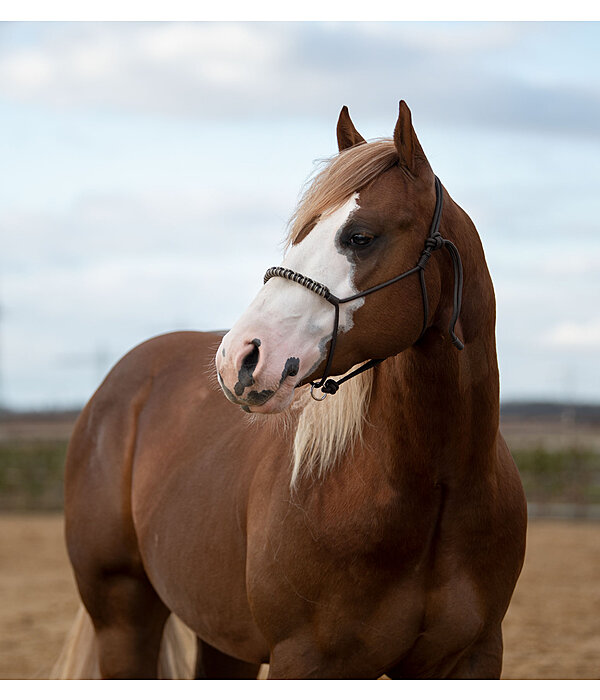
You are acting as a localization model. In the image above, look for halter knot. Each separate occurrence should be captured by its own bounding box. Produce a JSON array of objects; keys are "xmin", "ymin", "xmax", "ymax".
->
[
  {"xmin": 321, "ymin": 378, "xmax": 340, "ymax": 395},
  {"xmin": 417, "ymin": 233, "xmax": 445, "ymax": 269},
  {"xmin": 425, "ymin": 233, "xmax": 444, "ymax": 250}
]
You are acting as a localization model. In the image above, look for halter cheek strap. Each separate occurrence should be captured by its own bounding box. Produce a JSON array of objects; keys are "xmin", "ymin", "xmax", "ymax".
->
[{"xmin": 263, "ymin": 175, "xmax": 464, "ymax": 398}]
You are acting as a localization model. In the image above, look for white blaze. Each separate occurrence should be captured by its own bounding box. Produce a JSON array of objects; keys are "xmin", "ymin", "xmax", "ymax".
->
[{"xmin": 278, "ymin": 193, "xmax": 364, "ymax": 334}]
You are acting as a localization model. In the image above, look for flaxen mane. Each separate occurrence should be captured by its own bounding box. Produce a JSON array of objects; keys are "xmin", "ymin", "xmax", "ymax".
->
[{"xmin": 291, "ymin": 367, "xmax": 373, "ymax": 486}]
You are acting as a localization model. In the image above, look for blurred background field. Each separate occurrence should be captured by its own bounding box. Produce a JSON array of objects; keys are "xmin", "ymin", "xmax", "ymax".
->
[
  {"xmin": 2, "ymin": 402, "xmax": 599, "ymax": 513},
  {"xmin": 0, "ymin": 410, "xmax": 72, "ymax": 511}
]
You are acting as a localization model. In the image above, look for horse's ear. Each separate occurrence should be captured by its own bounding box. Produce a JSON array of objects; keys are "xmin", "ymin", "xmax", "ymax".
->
[
  {"xmin": 337, "ymin": 106, "xmax": 366, "ymax": 152},
  {"xmin": 393, "ymin": 100, "xmax": 427, "ymax": 175}
]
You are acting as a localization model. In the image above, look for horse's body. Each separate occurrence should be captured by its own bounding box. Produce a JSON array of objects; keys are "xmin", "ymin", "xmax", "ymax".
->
[{"xmin": 60, "ymin": 103, "xmax": 526, "ymax": 679}]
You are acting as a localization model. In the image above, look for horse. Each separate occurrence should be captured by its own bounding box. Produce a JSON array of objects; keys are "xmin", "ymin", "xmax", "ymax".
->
[{"xmin": 52, "ymin": 101, "xmax": 527, "ymax": 680}]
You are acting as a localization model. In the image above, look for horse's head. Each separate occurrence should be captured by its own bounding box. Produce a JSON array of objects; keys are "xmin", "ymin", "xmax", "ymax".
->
[{"xmin": 216, "ymin": 101, "xmax": 450, "ymax": 413}]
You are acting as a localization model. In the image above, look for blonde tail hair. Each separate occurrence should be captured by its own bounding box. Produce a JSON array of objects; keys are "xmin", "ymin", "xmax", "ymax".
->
[
  {"xmin": 158, "ymin": 615, "xmax": 196, "ymax": 679},
  {"xmin": 50, "ymin": 605, "xmax": 196, "ymax": 679},
  {"xmin": 49, "ymin": 606, "xmax": 100, "ymax": 679}
]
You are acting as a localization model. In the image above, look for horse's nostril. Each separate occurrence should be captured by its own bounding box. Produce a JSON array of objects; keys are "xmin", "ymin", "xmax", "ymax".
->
[
  {"xmin": 242, "ymin": 344, "xmax": 260, "ymax": 374},
  {"xmin": 234, "ymin": 342, "xmax": 261, "ymax": 396}
]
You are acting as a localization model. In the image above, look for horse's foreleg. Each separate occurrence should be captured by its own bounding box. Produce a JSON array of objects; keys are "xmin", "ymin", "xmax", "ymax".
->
[
  {"xmin": 266, "ymin": 638, "xmax": 380, "ymax": 679},
  {"xmin": 78, "ymin": 569, "xmax": 170, "ymax": 679},
  {"xmin": 194, "ymin": 638, "xmax": 262, "ymax": 679},
  {"xmin": 444, "ymin": 627, "xmax": 503, "ymax": 679}
]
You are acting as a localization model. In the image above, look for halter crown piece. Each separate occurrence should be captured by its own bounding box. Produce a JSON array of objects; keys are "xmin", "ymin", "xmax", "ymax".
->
[{"xmin": 263, "ymin": 175, "xmax": 464, "ymax": 400}]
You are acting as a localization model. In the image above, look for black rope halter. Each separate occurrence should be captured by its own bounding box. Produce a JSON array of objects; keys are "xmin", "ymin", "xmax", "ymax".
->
[{"xmin": 263, "ymin": 176, "xmax": 464, "ymax": 399}]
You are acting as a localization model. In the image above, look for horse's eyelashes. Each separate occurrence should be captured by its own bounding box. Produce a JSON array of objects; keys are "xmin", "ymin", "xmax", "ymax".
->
[
  {"xmin": 340, "ymin": 227, "xmax": 376, "ymax": 249},
  {"xmin": 349, "ymin": 232, "xmax": 374, "ymax": 247}
]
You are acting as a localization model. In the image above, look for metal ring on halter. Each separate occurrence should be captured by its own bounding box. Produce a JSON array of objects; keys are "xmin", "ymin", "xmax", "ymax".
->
[{"xmin": 310, "ymin": 384, "xmax": 329, "ymax": 401}]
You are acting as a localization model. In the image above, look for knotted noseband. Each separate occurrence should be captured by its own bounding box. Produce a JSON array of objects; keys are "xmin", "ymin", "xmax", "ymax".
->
[{"xmin": 263, "ymin": 176, "xmax": 464, "ymax": 400}]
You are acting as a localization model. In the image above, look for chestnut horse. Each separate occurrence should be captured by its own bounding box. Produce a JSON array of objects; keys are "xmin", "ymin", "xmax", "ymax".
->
[{"xmin": 54, "ymin": 102, "xmax": 526, "ymax": 680}]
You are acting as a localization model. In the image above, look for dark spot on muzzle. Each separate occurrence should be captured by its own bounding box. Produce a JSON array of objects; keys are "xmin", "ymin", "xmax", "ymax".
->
[
  {"xmin": 246, "ymin": 389, "xmax": 274, "ymax": 405},
  {"xmin": 280, "ymin": 357, "xmax": 300, "ymax": 384},
  {"xmin": 219, "ymin": 372, "xmax": 272, "ymax": 407}
]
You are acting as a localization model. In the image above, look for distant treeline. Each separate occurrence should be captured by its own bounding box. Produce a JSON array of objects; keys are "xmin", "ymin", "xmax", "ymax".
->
[
  {"xmin": 500, "ymin": 402, "xmax": 600, "ymax": 423},
  {"xmin": 1, "ymin": 440, "xmax": 598, "ymax": 513},
  {"xmin": 0, "ymin": 409, "xmax": 81, "ymax": 423},
  {"xmin": 0, "ymin": 402, "xmax": 599, "ymax": 513},
  {"xmin": 2, "ymin": 402, "xmax": 600, "ymax": 424}
]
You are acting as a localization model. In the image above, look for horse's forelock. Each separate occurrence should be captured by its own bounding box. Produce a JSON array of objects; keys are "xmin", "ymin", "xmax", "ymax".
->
[{"xmin": 287, "ymin": 139, "xmax": 399, "ymax": 247}]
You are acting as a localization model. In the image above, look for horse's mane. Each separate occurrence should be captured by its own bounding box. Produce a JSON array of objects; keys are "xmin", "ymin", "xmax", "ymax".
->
[
  {"xmin": 282, "ymin": 139, "xmax": 400, "ymax": 485},
  {"xmin": 291, "ymin": 367, "xmax": 373, "ymax": 486}
]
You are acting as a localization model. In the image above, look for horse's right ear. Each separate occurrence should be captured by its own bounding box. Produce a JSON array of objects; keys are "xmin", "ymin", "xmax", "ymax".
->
[
  {"xmin": 337, "ymin": 106, "xmax": 366, "ymax": 152},
  {"xmin": 394, "ymin": 100, "xmax": 428, "ymax": 176}
]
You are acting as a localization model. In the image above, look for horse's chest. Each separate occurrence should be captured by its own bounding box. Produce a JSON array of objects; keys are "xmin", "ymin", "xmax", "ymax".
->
[
  {"xmin": 248, "ymin": 526, "xmax": 484, "ymax": 677},
  {"xmin": 285, "ymin": 474, "xmax": 440, "ymax": 561},
  {"xmin": 246, "ymin": 481, "xmax": 485, "ymax": 676}
]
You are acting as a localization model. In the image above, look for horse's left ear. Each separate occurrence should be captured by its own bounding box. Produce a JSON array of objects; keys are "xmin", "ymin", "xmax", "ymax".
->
[
  {"xmin": 337, "ymin": 106, "xmax": 366, "ymax": 152},
  {"xmin": 394, "ymin": 100, "xmax": 428, "ymax": 175}
]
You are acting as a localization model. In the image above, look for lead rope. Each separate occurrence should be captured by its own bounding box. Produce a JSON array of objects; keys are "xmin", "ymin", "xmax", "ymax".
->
[{"xmin": 263, "ymin": 175, "xmax": 464, "ymax": 399}]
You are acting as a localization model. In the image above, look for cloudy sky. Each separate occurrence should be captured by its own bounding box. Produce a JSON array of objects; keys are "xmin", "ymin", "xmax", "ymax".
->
[{"xmin": 1, "ymin": 21, "xmax": 599, "ymax": 409}]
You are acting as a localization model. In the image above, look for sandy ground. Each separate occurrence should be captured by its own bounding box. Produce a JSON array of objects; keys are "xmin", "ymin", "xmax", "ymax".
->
[{"xmin": 0, "ymin": 514, "xmax": 598, "ymax": 680}]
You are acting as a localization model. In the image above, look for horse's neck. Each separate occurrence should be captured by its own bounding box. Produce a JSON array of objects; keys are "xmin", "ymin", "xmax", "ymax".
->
[
  {"xmin": 366, "ymin": 224, "xmax": 501, "ymax": 487},
  {"xmin": 366, "ymin": 336, "xmax": 499, "ymax": 487}
]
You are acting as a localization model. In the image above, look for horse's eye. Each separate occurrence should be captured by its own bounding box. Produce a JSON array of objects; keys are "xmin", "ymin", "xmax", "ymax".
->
[{"xmin": 349, "ymin": 233, "xmax": 374, "ymax": 247}]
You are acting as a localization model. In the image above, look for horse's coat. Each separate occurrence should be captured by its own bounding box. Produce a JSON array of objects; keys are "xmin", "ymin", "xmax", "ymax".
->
[{"xmin": 59, "ymin": 102, "xmax": 527, "ymax": 679}]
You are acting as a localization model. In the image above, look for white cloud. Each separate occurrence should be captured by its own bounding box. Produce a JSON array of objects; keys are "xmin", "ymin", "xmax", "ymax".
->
[
  {"xmin": 544, "ymin": 319, "xmax": 600, "ymax": 350},
  {"xmin": 0, "ymin": 22, "xmax": 287, "ymax": 112},
  {"xmin": 355, "ymin": 21, "xmax": 524, "ymax": 53},
  {"xmin": 0, "ymin": 187, "xmax": 288, "ymax": 272},
  {"xmin": 0, "ymin": 22, "xmax": 599, "ymax": 136},
  {"xmin": 137, "ymin": 22, "xmax": 280, "ymax": 63},
  {"xmin": 1, "ymin": 47, "xmax": 51, "ymax": 88}
]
